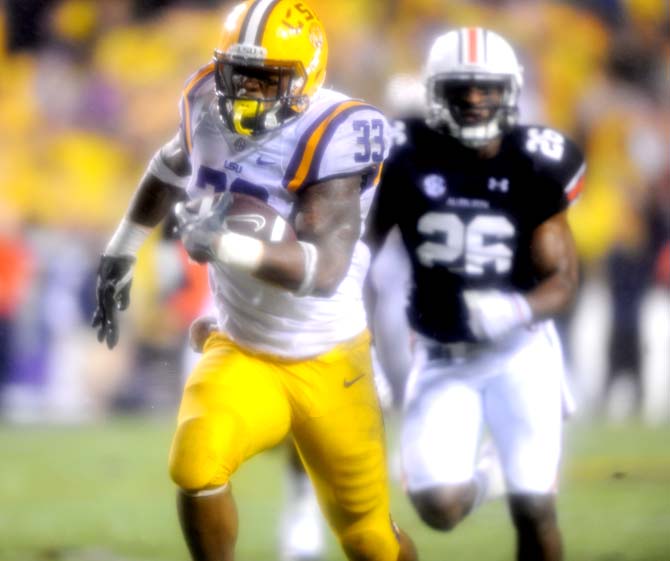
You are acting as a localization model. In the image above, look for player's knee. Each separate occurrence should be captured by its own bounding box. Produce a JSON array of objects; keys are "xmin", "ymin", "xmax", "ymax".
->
[
  {"xmin": 168, "ymin": 415, "xmax": 242, "ymax": 491},
  {"xmin": 340, "ymin": 524, "xmax": 400, "ymax": 561},
  {"xmin": 409, "ymin": 485, "xmax": 472, "ymax": 531}
]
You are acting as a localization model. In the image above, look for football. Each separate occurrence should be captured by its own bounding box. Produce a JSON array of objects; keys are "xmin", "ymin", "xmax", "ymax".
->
[{"xmin": 222, "ymin": 192, "xmax": 296, "ymax": 242}]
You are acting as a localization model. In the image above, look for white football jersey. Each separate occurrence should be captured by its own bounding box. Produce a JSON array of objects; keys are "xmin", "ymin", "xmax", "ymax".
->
[{"xmin": 177, "ymin": 64, "xmax": 391, "ymax": 358}]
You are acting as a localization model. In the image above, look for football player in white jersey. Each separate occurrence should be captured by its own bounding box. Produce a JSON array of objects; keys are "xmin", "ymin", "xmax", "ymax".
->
[
  {"xmin": 366, "ymin": 28, "xmax": 585, "ymax": 561},
  {"xmin": 91, "ymin": 2, "xmax": 417, "ymax": 561}
]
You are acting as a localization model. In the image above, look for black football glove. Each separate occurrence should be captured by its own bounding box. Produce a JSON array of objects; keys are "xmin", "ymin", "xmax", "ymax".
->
[
  {"xmin": 174, "ymin": 193, "xmax": 233, "ymax": 263},
  {"xmin": 91, "ymin": 254, "xmax": 136, "ymax": 349}
]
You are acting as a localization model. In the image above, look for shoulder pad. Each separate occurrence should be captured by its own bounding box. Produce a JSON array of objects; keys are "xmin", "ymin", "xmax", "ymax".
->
[
  {"xmin": 513, "ymin": 126, "xmax": 584, "ymax": 179},
  {"xmin": 507, "ymin": 126, "xmax": 587, "ymax": 224},
  {"xmin": 179, "ymin": 63, "xmax": 216, "ymax": 155},
  {"xmin": 388, "ymin": 117, "xmax": 431, "ymax": 151},
  {"xmin": 283, "ymin": 101, "xmax": 391, "ymax": 191},
  {"xmin": 512, "ymin": 125, "xmax": 585, "ymax": 200}
]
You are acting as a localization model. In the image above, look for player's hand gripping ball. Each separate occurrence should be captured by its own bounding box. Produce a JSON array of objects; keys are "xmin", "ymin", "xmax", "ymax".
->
[
  {"xmin": 175, "ymin": 192, "xmax": 295, "ymax": 263},
  {"xmin": 221, "ymin": 193, "xmax": 296, "ymax": 242}
]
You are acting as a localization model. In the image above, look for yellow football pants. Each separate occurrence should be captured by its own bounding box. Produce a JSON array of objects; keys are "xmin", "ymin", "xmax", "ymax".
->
[{"xmin": 168, "ymin": 330, "xmax": 400, "ymax": 560}]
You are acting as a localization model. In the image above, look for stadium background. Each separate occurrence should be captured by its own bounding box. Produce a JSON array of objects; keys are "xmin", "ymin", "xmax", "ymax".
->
[{"xmin": 0, "ymin": 1, "xmax": 668, "ymax": 560}]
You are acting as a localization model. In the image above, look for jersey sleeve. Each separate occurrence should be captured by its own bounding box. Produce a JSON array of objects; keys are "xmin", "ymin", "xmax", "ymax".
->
[
  {"xmin": 522, "ymin": 126, "xmax": 586, "ymax": 226},
  {"xmin": 147, "ymin": 130, "xmax": 190, "ymax": 190},
  {"xmin": 283, "ymin": 102, "xmax": 392, "ymax": 192}
]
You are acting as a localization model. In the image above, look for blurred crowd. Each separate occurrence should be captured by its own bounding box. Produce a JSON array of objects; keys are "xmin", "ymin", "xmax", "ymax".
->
[{"xmin": 1, "ymin": 0, "xmax": 668, "ymax": 424}]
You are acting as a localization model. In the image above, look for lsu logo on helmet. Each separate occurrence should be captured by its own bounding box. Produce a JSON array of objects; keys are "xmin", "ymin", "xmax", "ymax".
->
[{"xmin": 213, "ymin": 0, "xmax": 328, "ymax": 136}]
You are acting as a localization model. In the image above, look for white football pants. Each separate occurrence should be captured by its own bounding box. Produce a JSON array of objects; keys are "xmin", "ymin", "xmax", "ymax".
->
[{"xmin": 402, "ymin": 321, "xmax": 570, "ymax": 494}]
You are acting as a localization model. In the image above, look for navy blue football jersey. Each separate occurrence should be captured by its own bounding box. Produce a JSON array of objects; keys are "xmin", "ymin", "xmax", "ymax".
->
[{"xmin": 370, "ymin": 118, "xmax": 585, "ymax": 343}]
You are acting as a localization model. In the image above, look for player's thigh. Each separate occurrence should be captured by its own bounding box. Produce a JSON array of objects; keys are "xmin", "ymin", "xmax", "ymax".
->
[
  {"xmin": 485, "ymin": 325, "xmax": 565, "ymax": 493},
  {"xmin": 291, "ymin": 335, "xmax": 399, "ymax": 560},
  {"xmin": 402, "ymin": 370, "xmax": 484, "ymax": 490},
  {"xmin": 169, "ymin": 336, "xmax": 291, "ymax": 490},
  {"xmin": 292, "ymin": 350, "xmax": 386, "ymax": 525}
]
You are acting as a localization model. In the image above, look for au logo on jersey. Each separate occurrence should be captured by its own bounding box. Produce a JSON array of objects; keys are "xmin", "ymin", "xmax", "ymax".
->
[{"xmin": 422, "ymin": 174, "xmax": 447, "ymax": 198}]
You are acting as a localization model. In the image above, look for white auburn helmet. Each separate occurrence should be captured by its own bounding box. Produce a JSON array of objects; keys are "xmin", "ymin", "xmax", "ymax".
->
[{"xmin": 424, "ymin": 27, "xmax": 523, "ymax": 147}]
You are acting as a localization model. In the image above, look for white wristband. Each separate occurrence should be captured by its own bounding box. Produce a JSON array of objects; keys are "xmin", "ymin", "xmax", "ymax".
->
[
  {"xmin": 105, "ymin": 218, "xmax": 152, "ymax": 256},
  {"xmin": 294, "ymin": 241, "xmax": 318, "ymax": 297},
  {"xmin": 463, "ymin": 289, "xmax": 533, "ymax": 341},
  {"xmin": 215, "ymin": 231, "xmax": 264, "ymax": 271}
]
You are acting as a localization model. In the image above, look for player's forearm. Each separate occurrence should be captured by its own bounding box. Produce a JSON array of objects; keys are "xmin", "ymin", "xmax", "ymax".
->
[
  {"xmin": 253, "ymin": 241, "xmax": 313, "ymax": 292},
  {"xmin": 525, "ymin": 212, "xmax": 579, "ymax": 321},
  {"xmin": 256, "ymin": 238, "xmax": 352, "ymax": 296},
  {"xmin": 524, "ymin": 270, "xmax": 578, "ymax": 321},
  {"xmin": 117, "ymin": 134, "xmax": 189, "ymax": 230},
  {"xmin": 244, "ymin": 176, "xmax": 360, "ymax": 296},
  {"xmin": 105, "ymin": 174, "xmax": 180, "ymax": 256},
  {"xmin": 126, "ymin": 173, "xmax": 182, "ymax": 227},
  {"xmin": 106, "ymin": 135, "xmax": 189, "ymax": 256}
]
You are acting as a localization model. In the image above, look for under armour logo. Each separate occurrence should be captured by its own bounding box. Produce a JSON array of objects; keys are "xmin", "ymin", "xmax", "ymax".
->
[{"xmin": 488, "ymin": 177, "xmax": 509, "ymax": 192}]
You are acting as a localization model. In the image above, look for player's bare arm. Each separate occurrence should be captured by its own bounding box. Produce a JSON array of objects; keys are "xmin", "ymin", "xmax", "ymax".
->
[
  {"xmin": 525, "ymin": 209, "xmax": 579, "ymax": 320},
  {"xmin": 92, "ymin": 133, "xmax": 189, "ymax": 349},
  {"xmin": 463, "ymin": 210, "xmax": 580, "ymax": 342},
  {"xmin": 260, "ymin": 175, "xmax": 362, "ymax": 296},
  {"xmin": 128, "ymin": 134, "xmax": 189, "ymax": 225},
  {"xmin": 177, "ymin": 174, "xmax": 363, "ymax": 297}
]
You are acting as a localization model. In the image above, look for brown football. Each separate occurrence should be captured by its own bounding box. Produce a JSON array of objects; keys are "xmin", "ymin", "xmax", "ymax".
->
[{"xmin": 223, "ymin": 193, "xmax": 296, "ymax": 242}]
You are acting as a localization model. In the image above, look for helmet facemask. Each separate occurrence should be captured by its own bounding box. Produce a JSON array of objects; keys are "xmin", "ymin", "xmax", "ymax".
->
[
  {"xmin": 214, "ymin": 50, "xmax": 308, "ymax": 136},
  {"xmin": 427, "ymin": 73, "xmax": 519, "ymax": 148}
]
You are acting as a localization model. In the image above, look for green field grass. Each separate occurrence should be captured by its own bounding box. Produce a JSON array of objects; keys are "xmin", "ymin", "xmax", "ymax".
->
[{"xmin": 1, "ymin": 415, "xmax": 668, "ymax": 561}]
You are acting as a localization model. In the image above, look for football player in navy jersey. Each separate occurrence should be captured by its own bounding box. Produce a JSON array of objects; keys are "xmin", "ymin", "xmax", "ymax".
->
[{"xmin": 366, "ymin": 28, "xmax": 585, "ymax": 561}]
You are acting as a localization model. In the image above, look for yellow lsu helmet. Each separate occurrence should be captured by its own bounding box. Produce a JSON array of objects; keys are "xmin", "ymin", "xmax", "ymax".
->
[{"xmin": 214, "ymin": 0, "xmax": 328, "ymax": 136}]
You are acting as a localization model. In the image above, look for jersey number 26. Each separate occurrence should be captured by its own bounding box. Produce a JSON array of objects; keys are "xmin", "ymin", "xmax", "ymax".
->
[{"xmin": 417, "ymin": 212, "xmax": 515, "ymax": 276}]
